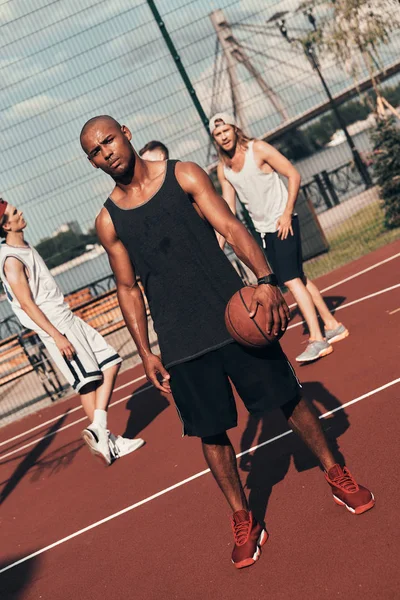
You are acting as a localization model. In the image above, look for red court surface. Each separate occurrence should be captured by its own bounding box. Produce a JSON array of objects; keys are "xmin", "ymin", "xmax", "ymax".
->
[{"xmin": 1, "ymin": 240, "xmax": 399, "ymax": 600}]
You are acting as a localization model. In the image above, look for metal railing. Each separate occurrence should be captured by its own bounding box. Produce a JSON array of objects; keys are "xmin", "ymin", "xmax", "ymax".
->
[
  {"xmin": 71, "ymin": 274, "xmax": 117, "ymax": 297},
  {"xmin": 0, "ymin": 316, "xmax": 23, "ymax": 340},
  {"xmin": 0, "ymin": 158, "xmax": 376, "ymax": 344},
  {"xmin": 301, "ymin": 161, "xmax": 375, "ymax": 212}
]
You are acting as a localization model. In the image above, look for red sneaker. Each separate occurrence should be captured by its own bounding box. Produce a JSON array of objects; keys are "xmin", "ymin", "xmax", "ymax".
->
[
  {"xmin": 325, "ymin": 464, "xmax": 375, "ymax": 515},
  {"xmin": 231, "ymin": 510, "xmax": 268, "ymax": 569}
]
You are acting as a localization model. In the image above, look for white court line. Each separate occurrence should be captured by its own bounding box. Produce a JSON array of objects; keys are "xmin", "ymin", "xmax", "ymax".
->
[
  {"xmin": 2, "ymin": 283, "xmax": 399, "ymax": 458},
  {"xmin": 288, "ymin": 251, "xmax": 400, "ymax": 309},
  {"xmin": 1, "ymin": 377, "xmax": 399, "ymax": 575},
  {"xmin": 1, "ymin": 250, "xmax": 399, "ymax": 448},
  {"xmin": 287, "ymin": 283, "xmax": 400, "ymax": 331},
  {"xmin": 113, "ymin": 376, "xmax": 147, "ymax": 394},
  {"xmin": 0, "ymin": 384, "xmax": 153, "ymax": 463},
  {"xmin": 3, "ymin": 254, "xmax": 398, "ymax": 449},
  {"xmin": 2, "ymin": 251, "xmax": 399, "ymax": 448},
  {"xmin": 0, "ymin": 374, "xmax": 147, "ymax": 449}
]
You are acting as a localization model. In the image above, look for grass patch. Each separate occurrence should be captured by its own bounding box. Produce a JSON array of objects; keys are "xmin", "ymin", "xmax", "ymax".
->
[{"xmin": 304, "ymin": 201, "xmax": 400, "ymax": 280}]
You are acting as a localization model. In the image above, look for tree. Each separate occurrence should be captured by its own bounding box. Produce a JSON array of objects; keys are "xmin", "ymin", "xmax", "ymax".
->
[
  {"xmin": 36, "ymin": 230, "xmax": 98, "ymax": 269},
  {"xmin": 86, "ymin": 226, "xmax": 99, "ymax": 245},
  {"xmin": 304, "ymin": 1, "xmax": 400, "ymax": 102},
  {"xmin": 275, "ymin": 128, "xmax": 314, "ymax": 160},
  {"xmin": 301, "ymin": 97, "xmax": 371, "ymax": 149},
  {"xmin": 303, "ymin": 0, "xmax": 400, "ymax": 230},
  {"xmin": 370, "ymin": 117, "xmax": 400, "ymax": 229}
]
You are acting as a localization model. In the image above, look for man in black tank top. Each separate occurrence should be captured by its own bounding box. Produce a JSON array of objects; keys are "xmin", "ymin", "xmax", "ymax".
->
[{"xmin": 80, "ymin": 116, "xmax": 374, "ymax": 569}]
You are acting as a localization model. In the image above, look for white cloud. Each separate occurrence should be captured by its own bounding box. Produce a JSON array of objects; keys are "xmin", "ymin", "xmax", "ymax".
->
[
  {"xmin": 8, "ymin": 94, "xmax": 59, "ymax": 119},
  {"xmin": 5, "ymin": 94, "xmax": 60, "ymax": 119},
  {"xmin": 0, "ymin": 57, "xmax": 34, "ymax": 89},
  {"xmin": 0, "ymin": 2, "xmax": 17, "ymax": 24}
]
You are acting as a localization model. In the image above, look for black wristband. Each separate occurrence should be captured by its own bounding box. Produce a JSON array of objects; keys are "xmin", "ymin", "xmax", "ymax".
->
[{"xmin": 257, "ymin": 274, "xmax": 278, "ymax": 286}]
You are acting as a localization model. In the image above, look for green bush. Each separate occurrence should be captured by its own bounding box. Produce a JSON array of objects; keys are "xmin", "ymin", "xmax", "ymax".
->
[{"xmin": 371, "ymin": 117, "xmax": 400, "ymax": 229}]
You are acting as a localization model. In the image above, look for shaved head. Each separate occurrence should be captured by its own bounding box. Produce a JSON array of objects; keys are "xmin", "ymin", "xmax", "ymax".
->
[
  {"xmin": 80, "ymin": 115, "xmax": 136, "ymax": 181},
  {"xmin": 80, "ymin": 115, "xmax": 121, "ymax": 151}
]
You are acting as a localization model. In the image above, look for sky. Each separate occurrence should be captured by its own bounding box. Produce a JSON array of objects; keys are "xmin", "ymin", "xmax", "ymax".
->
[{"xmin": 1, "ymin": 0, "xmax": 399, "ymax": 244}]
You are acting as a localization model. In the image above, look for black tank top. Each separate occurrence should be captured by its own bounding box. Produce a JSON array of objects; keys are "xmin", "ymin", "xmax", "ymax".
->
[{"xmin": 104, "ymin": 160, "xmax": 243, "ymax": 368}]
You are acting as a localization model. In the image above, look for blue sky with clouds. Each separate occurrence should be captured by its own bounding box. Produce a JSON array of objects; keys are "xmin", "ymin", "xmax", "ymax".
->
[{"xmin": 1, "ymin": 0, "xmax": 399, "ymax": 244}]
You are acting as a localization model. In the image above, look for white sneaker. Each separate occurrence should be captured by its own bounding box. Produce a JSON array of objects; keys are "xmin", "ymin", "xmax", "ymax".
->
[
  {"xmin": 108, "ymin": 433, "xmax": 145, "ymax": 461},
  {"xmin": 81, "ymin": 424, "xmax": 111, "ymax": 466}
]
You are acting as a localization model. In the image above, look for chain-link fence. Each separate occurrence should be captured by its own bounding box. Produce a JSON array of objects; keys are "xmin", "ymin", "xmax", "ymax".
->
[{"xmin": 1, "ymin": 0, "xmax": 400, "ymax": 424}]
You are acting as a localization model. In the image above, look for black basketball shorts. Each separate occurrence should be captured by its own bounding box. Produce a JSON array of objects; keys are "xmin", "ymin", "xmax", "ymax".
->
[
  {"xmin": 262, "ymin": 215, "xmax": 305, "ymax": 286},
  {"xmin": 168, "ymin": 341, "xmax": 301, "ymax": 438}
]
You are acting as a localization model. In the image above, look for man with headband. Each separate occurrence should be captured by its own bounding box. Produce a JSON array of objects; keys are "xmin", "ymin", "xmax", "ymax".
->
[{"xmin": 0, "ymin": 197, "xmax": 144, "ymax": 465}]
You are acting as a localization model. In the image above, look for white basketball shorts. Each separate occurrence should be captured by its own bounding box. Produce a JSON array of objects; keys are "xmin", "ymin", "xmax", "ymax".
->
[{"xmin": 41, "ymin": 316, "xmax": 122, "ymax": 393}]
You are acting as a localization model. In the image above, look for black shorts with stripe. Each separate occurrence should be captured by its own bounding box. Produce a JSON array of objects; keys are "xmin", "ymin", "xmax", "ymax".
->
[
  {"xmin": 255, "ymin": 215, "xmax": 305, "ymax": 286},
  {"xmin": 169, "ymin": 341, "xmax": 301, "ymax": 438}
]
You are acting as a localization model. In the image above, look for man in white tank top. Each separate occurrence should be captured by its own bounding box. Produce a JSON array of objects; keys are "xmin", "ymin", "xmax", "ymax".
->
[
  {"xmin": 0, "ymin": 198, "xmax": 144, "ymax": 465},
  {"xmin": 211, "ymin": 113, "xmax": 349, "ymax": 363}
]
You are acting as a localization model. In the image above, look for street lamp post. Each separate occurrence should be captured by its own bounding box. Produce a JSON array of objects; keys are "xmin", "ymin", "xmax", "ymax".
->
[{"xmin": 278, "ymin": 14, "xmax": 372, "ymax": 188}]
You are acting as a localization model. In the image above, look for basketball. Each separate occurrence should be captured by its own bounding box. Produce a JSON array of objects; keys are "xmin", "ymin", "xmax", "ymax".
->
[{"xmin": 225, "ymin": 285, "xmax": 284, "ymax": 348}]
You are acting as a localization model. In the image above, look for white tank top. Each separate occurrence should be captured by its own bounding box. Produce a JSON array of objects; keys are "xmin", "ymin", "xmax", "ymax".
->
[
  {"xmin": 0, "ymin": 242, "xmax": 74, "ymax": 338},
  {"xmin": 223, "ymin": 140, "xmax": 288, "ymax": 235}
]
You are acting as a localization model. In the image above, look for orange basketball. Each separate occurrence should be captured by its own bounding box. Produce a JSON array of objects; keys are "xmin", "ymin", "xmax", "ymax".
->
[{"xmin": 225, "ymin": 285, "xmax": 284, "ymax": 348}]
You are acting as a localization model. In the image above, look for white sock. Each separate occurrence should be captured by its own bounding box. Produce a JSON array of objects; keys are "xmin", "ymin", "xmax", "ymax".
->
[{"xmin": 93, "ymin": 409, "xmax": 107, "ymax": 429}]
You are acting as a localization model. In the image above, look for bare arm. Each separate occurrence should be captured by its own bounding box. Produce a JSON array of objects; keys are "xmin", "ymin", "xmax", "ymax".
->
[
  {"xmin": 254, "ymin": 139, "xmax": 301, "ymax": 240},
  {"xmin": 4, "ymin": 258, "xmax": 75, "ymax": 360},
  {"xmin": 96, "ymin": 208, "xmax": 170, "ymax": 392},
  {"xmin": 216, "ymin": 162, "xmax": 237, "ymax": 249},
  {"xmin": 217, "ymin": 162, "xmax": 237, "ymax": 214},
  {"xmin": 177, "ymin": 162, "xmax": 271, "ymax": 279},
  {"xmin": 176, "ymin": 162, "xmax": 290, "ymax": 335}
]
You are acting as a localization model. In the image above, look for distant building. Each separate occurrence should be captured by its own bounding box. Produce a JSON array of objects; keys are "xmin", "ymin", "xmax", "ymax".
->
[{"xmin": 51, "ymin": 221, "xmax": 82, "ymax": 237}]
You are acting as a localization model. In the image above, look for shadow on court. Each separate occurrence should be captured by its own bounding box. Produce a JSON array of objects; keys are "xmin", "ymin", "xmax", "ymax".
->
[
  {"xmin": 122, "ymin": 383, "xmax": 170, "ymax": 439},
  {"xmin": 289, "ymin": 295, "xmax": 347, "ymax": 336},
  {"xmin": 0, "ymin": 413, "xmax": 78, "ymax": 506},
  {"xmin": 240, "ymin": 381, "xmax": 350, "ymax": 524},
  {"xmin": 0, "ymin": 555, "xmax": 39, "ymax": 600}
]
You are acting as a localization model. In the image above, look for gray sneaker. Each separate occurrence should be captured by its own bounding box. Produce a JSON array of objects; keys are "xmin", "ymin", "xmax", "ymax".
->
[
  {"xmin": 324, "ymin": 324, "xmax": 349, "ymax": 344},
  {"xmin": 296, "ymin": 340, "xmax": 333, "ymax": 363}
]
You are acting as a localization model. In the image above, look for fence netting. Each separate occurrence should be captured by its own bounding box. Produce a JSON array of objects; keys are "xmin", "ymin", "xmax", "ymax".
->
[{"xmin": 1, "ymin": 0, "xmax": 399, "ymax": 423}]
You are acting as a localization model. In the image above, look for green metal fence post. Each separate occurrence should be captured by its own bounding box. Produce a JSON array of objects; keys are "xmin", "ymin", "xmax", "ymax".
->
[{"xmin": 146, "ymin": 0, "xmax": 213, "ymax": 141}]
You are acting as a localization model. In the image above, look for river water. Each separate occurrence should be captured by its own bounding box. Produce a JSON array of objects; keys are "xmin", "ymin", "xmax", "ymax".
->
[{"xmin": 0, "ymin": 130, "xmax": 373, "ymax": 324}]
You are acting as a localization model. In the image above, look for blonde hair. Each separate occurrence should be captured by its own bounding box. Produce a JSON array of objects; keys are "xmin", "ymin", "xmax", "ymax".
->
[{"xmin": 215, "ymin": 125, "xmax": 253, "ymax": 165}]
